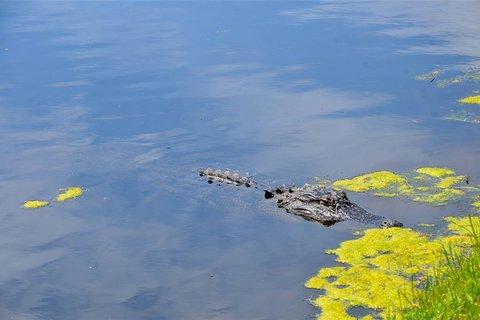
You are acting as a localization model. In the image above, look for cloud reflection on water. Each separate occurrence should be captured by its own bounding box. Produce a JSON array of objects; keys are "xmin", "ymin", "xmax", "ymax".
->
[{"xmin": 284, "ymin": 1, "xmax": 480, "ymax": 57}]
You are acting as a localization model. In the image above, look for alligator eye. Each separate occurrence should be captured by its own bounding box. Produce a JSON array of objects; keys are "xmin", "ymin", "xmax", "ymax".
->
[{"xmin": 264, "ymin": 190, "xmax": 275, "ymax": 199}]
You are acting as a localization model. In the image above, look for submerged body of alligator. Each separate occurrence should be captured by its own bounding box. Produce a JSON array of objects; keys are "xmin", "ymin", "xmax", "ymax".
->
[{"xmin": 199, "ymin": 168, "xmax": 403, "ymax": 228}]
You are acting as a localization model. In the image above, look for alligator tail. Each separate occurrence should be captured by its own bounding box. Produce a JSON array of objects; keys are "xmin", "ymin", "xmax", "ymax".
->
[{"xmin": 199, "ymin": 168, "xmax": 260, "ymax": 188}]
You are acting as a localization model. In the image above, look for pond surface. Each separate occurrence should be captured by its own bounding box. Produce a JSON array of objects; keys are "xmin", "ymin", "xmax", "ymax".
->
[{"xmin": 1, "ymin": 1, "xmax": 479, "ymax": 319}]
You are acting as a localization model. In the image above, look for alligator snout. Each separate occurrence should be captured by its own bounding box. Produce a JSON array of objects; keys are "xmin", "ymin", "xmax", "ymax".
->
[{"xmin": 380, "ymin": 218, "xmax": 403, "ymax": 228}]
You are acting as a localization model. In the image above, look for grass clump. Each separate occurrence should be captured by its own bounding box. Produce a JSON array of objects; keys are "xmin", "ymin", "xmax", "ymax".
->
[{"xmin": 391, "ymin": 216, "xmax": 480, "ymax": 320}]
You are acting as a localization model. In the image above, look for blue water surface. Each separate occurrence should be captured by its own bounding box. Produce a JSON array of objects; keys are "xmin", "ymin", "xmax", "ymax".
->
[{"xmin": 1, "ymin": 1, "xmax": 480, "ymax": 319}]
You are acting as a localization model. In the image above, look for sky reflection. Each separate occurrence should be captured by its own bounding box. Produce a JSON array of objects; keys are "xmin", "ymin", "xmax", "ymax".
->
[{"xmin": 1, "ymin": 1, "xmax": 480, "ymax": 319}]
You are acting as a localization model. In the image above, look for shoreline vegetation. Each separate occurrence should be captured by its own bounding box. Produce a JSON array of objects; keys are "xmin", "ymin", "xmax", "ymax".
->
[
  {"xmin": 392, "ymin": 217, "xmax": 480, "ymax": 319},
  {"xmin": 306, "ymin": 216, "xmax": 480, "ymax": 320}
]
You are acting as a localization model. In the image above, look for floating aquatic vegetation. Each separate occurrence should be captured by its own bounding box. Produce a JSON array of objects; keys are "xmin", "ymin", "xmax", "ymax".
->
[
  {"xmin": 306, "ymin": 216, "xmax": 480, "ymax": 320},
  {"xmin": 412, "ymin": 169, "xmax": 465, "ymax": 205},
  {"xmin": 434, "ymin": 68, "xmax": 480, "ymax": 88},
  {"xmin": 23, "ymin": 186, "xmax": 85, "ymax": 209},
  {"xmin": 436, "ymin": 175, "xmax": 465, "ymax": 188},
  {"xmin": 445, "ymin": 71, "xmax": 480, "ymax": 87},
  {"xmin": 443, "ymin": 110, "xmax": 480, "ymax": 124},
  {"xmin": 332, "ymin": 167, "xmax": 467, "ymax": 206},
  {"xmin": 436, "ymin": 76, "xmax": 463, "ymax": 87},
  {"xmin": 412, "ymin": 188, "xmax": 464, "ymax": 205},
  {"xmin": 415, "ymin": 69, "xmax": 443, "ymax": 82},
  {"xmin": 23, "ymin": 200, "xmax": 50, "ymax": 209},
  {"xmin": 57, "ymin": 186, "xmax": 84, "ymax": 202},
  {"xmin": 415, "ymin": 167, "xmax": 455, "ymax": 178},
  {"xmin": 332, "ymin": 171, "xmax": 412, "ymax": 197},
  {"xmin": 415, "ymin": 66, "xmax": 480, "ymax": 88},
  {"xmin": 472, "ymin": 195, "xmax": 480, "ymax": 210},
  {"xmin": 458, "ymin": 95, "xmax": 480, "ymax": 105},
  {"xmin": 415, "ymin": 66, "xmax": 480, "ymax": 125}
]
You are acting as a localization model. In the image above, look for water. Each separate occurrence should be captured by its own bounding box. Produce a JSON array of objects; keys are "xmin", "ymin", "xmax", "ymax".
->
[{"xmin": 1, "ymin": 1, "xmax": 479, "ymax": 319}]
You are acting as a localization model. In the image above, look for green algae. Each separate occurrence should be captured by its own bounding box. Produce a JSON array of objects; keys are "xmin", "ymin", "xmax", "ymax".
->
[
  {"xmin": 332, "ymin": 167, "xmax": 467, "ymax": 206},
  {"xmin": 416, "ymin": 66, "xmax": 480, "ymax": 88},
  {"xmin": 414, "ymin": 67, "xmax": 479, "ymax": 86},
  {"xmin": 417, "ymin": 65, "xmax": 480, "ymax": 125},
  {"xmin": 415, "ymin": 69, "xmax": 443, "ymax": 82},
  {"xmin": 23, "ymin": 186, "xmax": 85, "ymax": 210},
  {"xmin": 472, "ymin": 195, "xmax": 480, "ymax": 210},
  {"xmin": 415, "ymin": 167, "xmax": 455, "ymax": 178},
  {"xmin": 333, "ymin": 171, "xmax": 412, "ymax": 198},
  {"xmin": 56, "ymin": 186, "xmax": 84, "ymax": 202},
  {"xmin": 436, "ymin": 175, "xmax": 466, "ymax": 188},
  {"xmin": 23, "ymin": 200, "xmax": 50, "ymax": 209},
  {"xmin": 436, "ymin": 76, "xmax": 463, "ymax": 88},
  {"xmin": 412, "ymin": 188, "xmax": 464, "ymax": 205},
  {"xmin": 458, "ymin": 95, "xmax": 480, "ymax": 105},
  {"xmin": 306, "ymin": 216, "xmax": 480, "ymax": 320},
  {"xmin": 436, "ymin": 69, "xmax": 480, "ymax": 88}
]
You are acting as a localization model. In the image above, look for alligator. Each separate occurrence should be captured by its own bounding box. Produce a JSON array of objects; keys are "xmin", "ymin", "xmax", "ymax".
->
[{"xmin": 199, "ymin": 168, "xmax": 403, "ymax": 228}]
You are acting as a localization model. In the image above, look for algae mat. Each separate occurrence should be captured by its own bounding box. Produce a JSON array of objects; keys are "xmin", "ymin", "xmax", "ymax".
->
[{"xmin": 331, "ymin": 167, "xmax": 479, "ymax": 207}]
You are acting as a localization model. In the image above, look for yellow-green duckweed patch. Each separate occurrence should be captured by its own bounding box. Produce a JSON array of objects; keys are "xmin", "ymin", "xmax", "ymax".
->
[
  {"xmin": 416, "ymin": 67, "xmax": 480, "ymax": 127},
  {"xmin": 416, "ymin": 67, "xmax": 480, "ymax": 88},
  {"xmin": 415, "ymin": 69, "xmax": 442, "ymax": 82},
  {"xmin": 412, "ymin": 188, "xmax": 464, "ymax": 205},
  {"xmin": 306, "ymin": 216, "xmax": 480, "ymax": 319},
  {"xmin": 472, "ymin": 196, "xmax": 480, "ymax": 210},
  {"xmin": 23, "ymin": 186, "xmax": 85, "ymax": 210},
  {"xmin": 333, "ymin": 171, "xmax": 412, "ymax": 196},
  {"xmin": 415, "ymin": 167, "xmax": 455, "ymax": 178},
  {"xmin": 436, "ymin": 76, "xmax": 463, "ymax": 87},
  {"xmin": 332, "ymin": 167, "xmax": 468, "ymax": 206},
  {"xmin": 23, "ymin": 200, "xmax": 50, "ymax": 209},
  {"xmin": 458, "ymin": 95, "xmax": 480, "ymax": 105},
  {"xmin": 435, "ymin": 175, "xmax": 465, "ymax": 188},
  {"xmin": 56, "ymin": 187, "xmax": 84, "ymax": 202}
]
